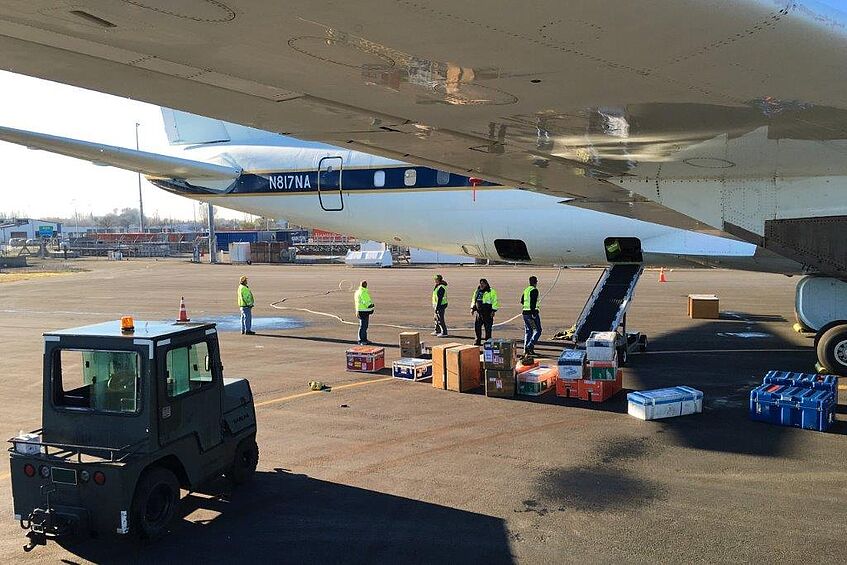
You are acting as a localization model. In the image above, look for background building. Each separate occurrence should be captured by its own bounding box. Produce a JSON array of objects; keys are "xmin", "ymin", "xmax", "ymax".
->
[{"xmin": 0, "ymin": 218, "xmax": 61, "ymax": 242}]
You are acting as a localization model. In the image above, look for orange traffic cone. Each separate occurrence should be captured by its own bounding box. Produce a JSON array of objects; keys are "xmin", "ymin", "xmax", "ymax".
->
[
  {"xmin": 177, "ymin": 297, "xmax": 191, "ymax": 323},
  {"xmin": 658, "ymin": 268, "xmax": 667, "ymax": 283}
]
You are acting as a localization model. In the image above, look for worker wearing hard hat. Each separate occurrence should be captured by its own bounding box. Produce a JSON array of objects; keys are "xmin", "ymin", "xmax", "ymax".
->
[
  {"xmin": 432, "ymin": 274, "xmax": 449, "ymax": 337},
  {"xmin": 354, "ymin": 280, "xmax": 375, "ymax": 345},
  {"xmin": 471, "ymin": 278, "xmax": 499, "ymax": 346},
  {"xmin": 237, "ymin": 275, "xmax": 256, "ymax": 335},
  {"xmin": 521, "ymin": 276, "xmax": 542, "ymax": 355}
]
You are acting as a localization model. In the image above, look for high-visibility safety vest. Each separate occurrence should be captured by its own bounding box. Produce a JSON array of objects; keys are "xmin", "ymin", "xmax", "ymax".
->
[
  {"xmin": 238, "ymin": 284, "xmax": 254, "ymax": 307},
  {"xmin": 522, "ymin": 286, "xmax": 540, "ymax": 312},
  {"xmin": 471, "ymin": 288, "xmax": 500, "ymax": 310},
  {"xmin": 355, "ymin": 287, "xmax": 374, "ymax": 312},
  {"xmin": 432, "ymin": 284, "xmax": 448, "ymax": 307}
]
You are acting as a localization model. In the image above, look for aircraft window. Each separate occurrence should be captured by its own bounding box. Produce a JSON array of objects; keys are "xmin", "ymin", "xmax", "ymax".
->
[
  {"xmin": 436, "ymin": 170, "xmax": 450, "ymax": 185},
  {"xmin": 374, "ymin": 170, "xmax": 385, "ymax": 188},
  {"xmin": 404, "ymin": 169, "xmax": 417, "ymax": 187}
]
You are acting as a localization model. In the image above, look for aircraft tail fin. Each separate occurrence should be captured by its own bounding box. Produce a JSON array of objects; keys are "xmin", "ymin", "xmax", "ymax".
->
[{"xmin": 160, "ymin": 108, "xmax": 272, "ymax": 146}]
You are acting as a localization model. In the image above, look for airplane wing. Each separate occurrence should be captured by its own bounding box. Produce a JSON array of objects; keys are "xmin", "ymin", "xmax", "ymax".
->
[
  {"xmin": 0, "ymin": 125, "xmax": 240, "ymax": 182},
  {"xmin": 1, "ymin": 1, "xmax": 847, "ymax": 271}
]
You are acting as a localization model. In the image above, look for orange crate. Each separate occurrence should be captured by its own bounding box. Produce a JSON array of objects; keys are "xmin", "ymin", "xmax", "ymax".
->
[
  {"xmin": 578, "ymin": 370, "xmax": 623, "ymax": 402},
  {"xmin": 555, "ymin": 379, "xmax": 580, "ymax": 398}
]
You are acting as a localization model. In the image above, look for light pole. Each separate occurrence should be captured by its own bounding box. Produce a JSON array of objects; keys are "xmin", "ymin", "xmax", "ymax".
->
[{"xmin": 135, "ymin": 122, "xmax": 145, "ymax": 233}]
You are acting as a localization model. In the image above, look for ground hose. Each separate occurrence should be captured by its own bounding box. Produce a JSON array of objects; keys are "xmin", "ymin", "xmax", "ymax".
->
[{"xmin": 268, "ymin": 267, "xmax": 565, "ymax": 331}]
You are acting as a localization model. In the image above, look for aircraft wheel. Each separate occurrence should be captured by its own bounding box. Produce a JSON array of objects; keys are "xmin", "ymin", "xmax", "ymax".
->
[
  {"xmin": 131, "ymin": 467, "xmax": 180, "ymax": 539},
  {"xmin": 227, "ymin": 435, "xmax": 259, "ymax": 485},
  {"xmin": 816, "ymin": 324, "xmax": 847, "ymax": 377}
]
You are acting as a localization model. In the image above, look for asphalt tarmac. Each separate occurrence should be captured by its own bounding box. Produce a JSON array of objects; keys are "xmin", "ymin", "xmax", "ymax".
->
[{"xmin": 0, "ymin": 259, "xmax": 844, "ymax": 564}]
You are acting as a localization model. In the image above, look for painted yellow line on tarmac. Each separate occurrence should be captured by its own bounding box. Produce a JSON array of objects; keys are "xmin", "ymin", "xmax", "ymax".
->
[
  {"xmin": 254, "ymin": 377, "xmax": 393, "ymax": 408},
  {"xmin": 0, "ymin": 378, "xmax": 394, "ymax": 484}
]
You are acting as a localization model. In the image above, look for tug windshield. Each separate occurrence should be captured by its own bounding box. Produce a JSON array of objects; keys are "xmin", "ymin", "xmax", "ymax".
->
[{"xmin": 55, "ymin": 350, "xmax": 140, "ymax": 413}]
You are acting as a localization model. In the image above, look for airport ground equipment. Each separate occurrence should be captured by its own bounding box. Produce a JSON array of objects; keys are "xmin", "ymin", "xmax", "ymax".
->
[
  {"xmin": 794, "ymin": 276, "xmax": 847, "ymax": 377},
  {"xmin": 566, "ymin": 264, "xmax": 647, "ymax": 364},
  {"xmin": 8, "ymin": 319, "xmax": 258, "ymax": 550}
]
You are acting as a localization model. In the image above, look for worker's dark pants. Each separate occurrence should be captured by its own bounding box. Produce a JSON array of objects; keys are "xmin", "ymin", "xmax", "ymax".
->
[
  {"xmin": 357, "ymin": 311, "xmax": 371, "ymax": 343},
  {"xmin": 474, "ymin": 311, "xmax": 493, "ymax": 342},
  {"xmin": 434, "ymin": 305, "xmax": 448, "ymax": 335},
  {"xmin": 523, "ymin": 311, "xmax": 542, "ymax": 350}
]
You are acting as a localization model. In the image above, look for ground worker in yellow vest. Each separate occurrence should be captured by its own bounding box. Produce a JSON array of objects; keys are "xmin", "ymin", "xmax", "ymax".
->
[
  {"xmin": 521, "ymin": 276, "xmax": 542, "ymax": 355},
  {"xmin": 354, "ymin": 280, "xmax": 375, "ymax": 345},
  {"xmin": 237, "ymin": 275, "xmax": 256, "ymax": 335},
  {"xmin": 470, "ymin": 278, "xmax": 499, "ymax": 346},
  {"xmin": 432, "ymin": 274, "xmax": 449, "ymax": 337}
]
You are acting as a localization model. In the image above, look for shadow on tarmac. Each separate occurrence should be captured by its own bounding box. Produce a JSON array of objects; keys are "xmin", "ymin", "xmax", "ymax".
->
[
  {"xmin": 56, "ymin": 470, "xmax": 514, "ymax": 564},
  {"xmin": 476, "ymin": 314, "xmax": 845, "ymax": 454}
]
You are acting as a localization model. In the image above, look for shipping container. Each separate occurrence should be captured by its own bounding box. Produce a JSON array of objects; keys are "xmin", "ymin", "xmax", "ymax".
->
[
  {"xmin": 346, "ymin": 346, "xmax": 385, "ymax": 373},
  {"xmin": 557, "ymin": 349, "xmax": 586, "ymax": 380},
  {"xmin": 517, "ymin": 365, "xmax": 557, "ymax": 396},
  {"xmin": 392, "ymin": 358, "xmax": 433, "ymax": 381},
  {"xmin": 627, "ymin": 386, "xmax": 703, "ymax": 420},
  {"xmin": 749, "ymin": 383, "xmax": 835, "ymax": 432}
]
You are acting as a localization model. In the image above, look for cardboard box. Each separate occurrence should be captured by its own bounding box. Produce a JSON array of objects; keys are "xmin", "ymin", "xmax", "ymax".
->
[
  {"xmin": 346, "ymin": 346, "xmax": 385, "ymax": 372},
  {"xmin": 483, "ymin": 339, "xmax": 518, "ymax": 370},
  {"xmin": 485, "ymin": 369, "xmax": 516, "ymax": 398},
  {"xmin": 517, "ymin": 365, "xmax": 557, "ymax": 396},
  {"xmin": 588, "ymin": 359, "xmax": 618, "ymax": 381},
  {"xmin": 557, "ymin": 349, "xmax": 586, "ymax": 380},
  {"xmin": 431, "ymin": 342, "xmax": 462, "ymax": 389},
  {"xmin": 688, "ymin": 294, "xmax": 719, "ymax": 319},
  {"xmin": 399, "ymin": 332, "xmax": 423, "ymax": 358},
  {"xmin": 586, "ymin": 331, "xmax": 618, "ymax": 361},
  {"xmin": 392, "ymin": 358, "xmax": 433, "ymax": 381},
  {"xmin": 446, "ymin": 345, "xmax": 482, "ymax": 392}
]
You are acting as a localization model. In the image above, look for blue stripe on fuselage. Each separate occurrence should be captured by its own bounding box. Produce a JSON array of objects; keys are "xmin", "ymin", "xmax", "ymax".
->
[{"xmin": 232, "ymin": 166, "xmax": 497, "ymax": 195}]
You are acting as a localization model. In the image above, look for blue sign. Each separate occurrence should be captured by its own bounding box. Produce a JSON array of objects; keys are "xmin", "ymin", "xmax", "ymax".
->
[{"xmin": 37, "ymin": 225, "xmax": 53, "ymax": 237}]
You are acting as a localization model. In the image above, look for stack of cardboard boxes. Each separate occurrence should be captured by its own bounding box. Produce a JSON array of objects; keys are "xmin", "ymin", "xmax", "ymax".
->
[
  {"xmin": 580, "ymin": 332, "xmax": 622, "ymax": 402},
  {"xmin": 483, "ymin": 339, "xmax": 518, "ymax": 397},
  {"xmin": 556, "ymin": 349, "xmax": 586, "ymax": 398},
  {"xmin": 555, "ymin": 332, "xmax": 623, "ymax": 402},
  {"xmin": 393, "ymin": 332, "xmax": 433, "ymax": 381}
]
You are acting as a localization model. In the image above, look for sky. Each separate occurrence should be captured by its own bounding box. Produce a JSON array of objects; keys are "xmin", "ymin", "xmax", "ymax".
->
[{"xmin": 0, "ymin": 71, "xmax": 248, "ymax": 221}]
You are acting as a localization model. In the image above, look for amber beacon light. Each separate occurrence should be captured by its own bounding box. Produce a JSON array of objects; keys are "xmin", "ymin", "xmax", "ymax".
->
[{"xmin": 120, "ymin": 316, "xmax": 135, "ymax": 333}]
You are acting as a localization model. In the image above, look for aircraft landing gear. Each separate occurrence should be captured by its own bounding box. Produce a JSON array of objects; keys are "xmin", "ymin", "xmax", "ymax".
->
[
  {"xmin": 795, "ymin": 276, "xmax": 847, "ymax": 377},
  {"xmin": 816, "ymin": 324, "xmax": 847, "ymax": 377}
]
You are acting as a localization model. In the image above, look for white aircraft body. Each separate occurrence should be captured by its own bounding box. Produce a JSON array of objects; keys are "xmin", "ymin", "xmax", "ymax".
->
[
  {"xmin": 0, "ymin": 112, "xmax": 796, "ymax": 273},
  {"xmin": 2, "ymin": 0, "xmax": 847, "ymax": 371}
]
